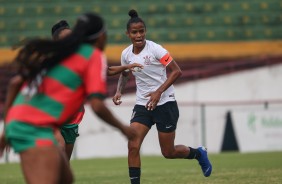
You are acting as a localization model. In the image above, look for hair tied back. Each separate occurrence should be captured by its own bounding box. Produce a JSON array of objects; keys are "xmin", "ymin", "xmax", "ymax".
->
[{"xmin": 128, "ymin": 9, "xmax": 138, "ymax": 18}]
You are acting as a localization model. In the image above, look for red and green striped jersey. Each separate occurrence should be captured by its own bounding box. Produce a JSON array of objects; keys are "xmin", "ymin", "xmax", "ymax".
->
[
  {"xmin": 5, "ymin": 44, "xmax": 107, "ymax": 126},
  {"xmin": 69, "ymin": 106, "xmax": 85, "ymax": 125}
]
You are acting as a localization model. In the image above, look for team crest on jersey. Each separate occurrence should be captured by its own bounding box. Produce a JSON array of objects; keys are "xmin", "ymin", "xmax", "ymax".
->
[{"xmin": 143, "ymin": 56, "xmax": 151, "ymax": 65}]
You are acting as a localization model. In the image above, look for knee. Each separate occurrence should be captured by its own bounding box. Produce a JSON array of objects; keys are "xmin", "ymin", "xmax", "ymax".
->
[
  {"xmin": 161, "ymin": 150, "xmax": 174, "ymax": 159},
  {"xmin": 128, "ymin": 141, "xmax": 141, "ymax": 154}
]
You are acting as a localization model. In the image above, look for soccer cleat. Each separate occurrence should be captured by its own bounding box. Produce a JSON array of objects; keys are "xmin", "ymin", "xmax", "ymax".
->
[{"xmin": 197, "ymin": 146, "xmax": 212, "ymax": 177}]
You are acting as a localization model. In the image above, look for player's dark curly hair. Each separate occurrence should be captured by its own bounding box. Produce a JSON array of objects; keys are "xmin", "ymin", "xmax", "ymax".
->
[
  {"xmin": 126, "ymin": 9, "xmax": 146, "ymax": 31},
  {"xmin": 15, "ymin": 12, "xmax": 105, "ymax": 83}
]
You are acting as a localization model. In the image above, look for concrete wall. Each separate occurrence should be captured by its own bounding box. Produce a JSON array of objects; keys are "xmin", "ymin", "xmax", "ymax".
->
[
  {"xmin": 74, "ymin": 63, "xmax": 282, "ymax": 159},
  {"xmin": 1, "ymin": 63, "xmax": 282, "ymax": 162}
]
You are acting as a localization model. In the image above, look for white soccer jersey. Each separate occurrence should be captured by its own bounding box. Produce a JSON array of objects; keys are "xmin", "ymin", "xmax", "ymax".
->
[{"xmin": 121, "ymin": 40, "xmax": 176, "ymax": 106}]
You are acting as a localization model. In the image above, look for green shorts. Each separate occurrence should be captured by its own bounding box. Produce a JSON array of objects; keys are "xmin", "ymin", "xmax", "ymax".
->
[
  {"xmin": 60, "ymin": 124, "xmax": 79, "ymax": 144},
  {"xmin": 5, "ymin": 121, "xmax": 57, "ymax": 153}
]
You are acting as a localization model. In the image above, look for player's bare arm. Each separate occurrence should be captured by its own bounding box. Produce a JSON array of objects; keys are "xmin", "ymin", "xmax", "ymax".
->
[
  {"xmin": 113, "ymin": 71, "xmax": 130, "ymax": 105},
  {"xmin": 89, "ymin": 98, "xmax": 135, "ymax": 139},
  {"xmin": 107, "ymin": 63, "xmax": 143, "ymax": 76}
]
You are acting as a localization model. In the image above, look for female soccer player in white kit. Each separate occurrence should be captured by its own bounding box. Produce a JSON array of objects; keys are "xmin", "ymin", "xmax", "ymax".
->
[{"xmin": 113, "ymin": 9, "xmax": 212, "ymax": 184}]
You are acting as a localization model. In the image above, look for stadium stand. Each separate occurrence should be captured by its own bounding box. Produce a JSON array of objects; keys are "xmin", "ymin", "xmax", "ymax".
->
[
  {"xmin": 0, "ymin": 0, "xmax": 282, "ymax": 120},
  {"xmin": 0, "ymin": 0, "xmax": 281, "ymax": 46}
]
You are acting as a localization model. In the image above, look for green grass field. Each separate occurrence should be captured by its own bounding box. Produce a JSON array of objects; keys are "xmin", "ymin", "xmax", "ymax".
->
[{"xmin": 0, "ymin": 151, "xmax": 282, "ymax": 184}]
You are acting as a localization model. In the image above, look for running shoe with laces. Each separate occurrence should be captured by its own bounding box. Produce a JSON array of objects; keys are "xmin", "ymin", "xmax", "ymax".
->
[{"xmin": 197, "ymin": 146, "xmax": 212, "ymax": 177}]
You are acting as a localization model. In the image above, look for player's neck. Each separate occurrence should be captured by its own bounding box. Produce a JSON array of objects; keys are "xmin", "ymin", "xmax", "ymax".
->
[{"xmin": 132, "ymin": 41, "xmax": 146, "ymax": 55}]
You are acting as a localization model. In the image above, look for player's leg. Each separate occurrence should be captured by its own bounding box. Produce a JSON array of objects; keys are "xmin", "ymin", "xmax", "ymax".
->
[
  {"xmin": 20, "ymin": 146, "xmax": 73, "ymax": 184},
  {"xmin": 65, "ymin": 144, "xmax": 75, "ymax": 160},
  {"xmin": 158, "ymin": 131, "xmax": 205, "ymax": 160},
  {"xmin": 156, "ymin": 101, "xmax": 212, "ymax": 177},
  {"xmin": 158, "ymin": 132, "xmax": 212, "ymax": 177},
  {"xmin": 128, "ymin": 104, "xmax": 153, "ymax": 184},
  {"xmin": 58, "ymin": 146, "xmax": 74, "ymax": 184},
  {"xmin": 158, "ymin": 131, "xmax": 190, "ymax": 158},
  {"xmin": 60, "ymin": 124, "xmax": 79, "ymax": 160},
  {"xmin": 128, "ymin": 122, "xmax": 150, "ymax": 184},
  {"xmin": 155, "ymin": 101, "xmax": 190, "ymax": 158},
  {"xmin": 5, "ymin": 122, "xmax": 74, "ymax": 184}
]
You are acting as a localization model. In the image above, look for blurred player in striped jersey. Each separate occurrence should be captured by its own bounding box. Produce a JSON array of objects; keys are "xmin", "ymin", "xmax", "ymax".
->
[
  {"xmin": 0, "ymin": 12, "xmax": 136, "ymax": 184},
  {"xmin": 51, "ymin": 19, "xmax": 142, "ymax": 160},
  {"xmin": 1, "ymin": 19, "xmax": 142, "ymax": 163}
]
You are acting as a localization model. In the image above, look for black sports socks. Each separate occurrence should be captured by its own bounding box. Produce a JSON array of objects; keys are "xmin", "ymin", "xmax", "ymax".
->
[
  {"xmin": 129, "ymin": 167, "xmax": 141, "ymax": 184},
  {"xmin": 186, "ymin": 147, "xmax": 201, "ymax": 159}
]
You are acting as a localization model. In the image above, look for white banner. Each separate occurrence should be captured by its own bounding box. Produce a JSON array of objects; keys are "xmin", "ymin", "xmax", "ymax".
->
[{"xmin": 232, "ymin": 111, "xmax": 282, "ymax": 152}]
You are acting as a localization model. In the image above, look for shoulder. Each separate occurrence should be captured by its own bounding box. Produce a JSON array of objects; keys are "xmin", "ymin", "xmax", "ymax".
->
[
  {"xmin": 78, "ymin": 44, "xmax": 95, "ymax": 53},
  {"xmin": 146, "ymin": 40, "xmax": 164, "ymax": 50},
  {"xmin": 121, "ymin": 44, "xmax": 133, "ymax": 63},
  {"xmin": 121, "ymin": 44, "xmax": 133, "ymax": 56},
  {"xmin": 76, "ymin": 44, "xmax": 98, "ymax": 60},
  {"xmin": 146, "ymin": 40, "xmax": 168, "ymax": 58}
]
